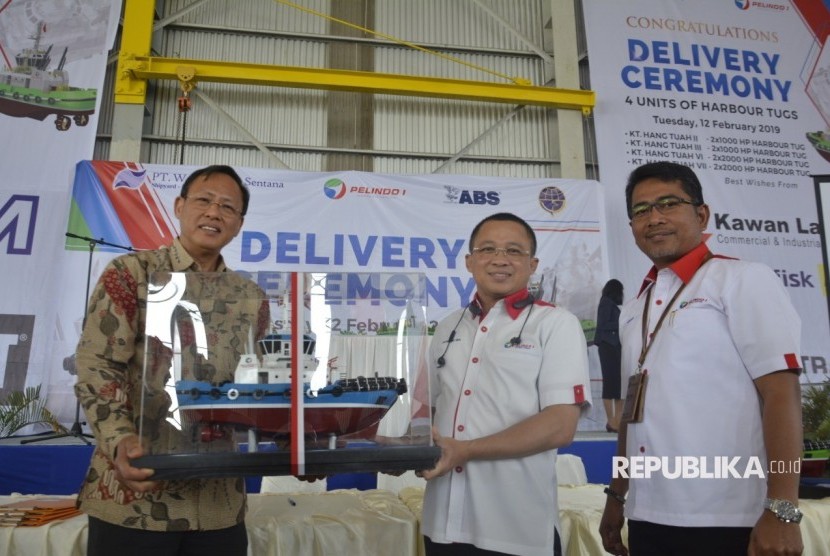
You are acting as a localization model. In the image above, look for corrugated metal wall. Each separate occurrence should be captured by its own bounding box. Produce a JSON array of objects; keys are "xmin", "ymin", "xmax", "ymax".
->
[{"xmin": 98, "ymin": 0, "xmax": 595, "ymax": 178}]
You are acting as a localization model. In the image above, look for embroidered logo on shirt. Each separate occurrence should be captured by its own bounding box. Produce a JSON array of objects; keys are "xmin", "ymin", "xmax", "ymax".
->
[
  {"xmin": 504, "ymin": 341, "xmax": 533, "ymax": 349},
  {"xmin": 678, "ymin": 297, "xmax": 707, "ymax": 309}
]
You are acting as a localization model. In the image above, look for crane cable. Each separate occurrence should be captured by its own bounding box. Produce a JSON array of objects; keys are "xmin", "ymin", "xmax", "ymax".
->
[
  {"xmin": 273, "ymin": 0, "xmax": 530, "ymax": 86},
  {"xmin": 174, "ymin": 74, "xmax": 194, "ymax": 165}
]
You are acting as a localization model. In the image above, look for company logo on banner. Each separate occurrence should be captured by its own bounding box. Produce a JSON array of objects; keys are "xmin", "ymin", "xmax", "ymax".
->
[
  {"xmin": 324, "ymin": 177, "xmax": 407, "ymax": 200},
  {"xmin": 582, "ymin": 0, "xmax": 830, "ymax": 379},
  {"xmin": 1, "ymin": 194, "xmax": 39, "ymax": 255},
  {"xmin": 735, "ymin": 1, "xmax": 791, "ymax": 12},
  {"xmin": 442, "ymin": 185, "xmax": 501, "ymax": 205},
  {"xmin": 0, "ymin": 314, "xmax": 35, "ymax": 398},
  {"xmin": 539, "ymin": 187, "xmax": 566, "ymax": 214},
  {"xmin": 324, "ymin": 179, "xmax": 347, "ymax": 199},
  {"xmin": 67, "ymin": 161, "xmax": 177, "ymax": 252}
]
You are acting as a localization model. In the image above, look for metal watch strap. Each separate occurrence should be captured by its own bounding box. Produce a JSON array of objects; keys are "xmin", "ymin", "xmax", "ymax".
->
[{"xmin": 763, "ymin": 498, "xmax": 803, "ymax": 523}]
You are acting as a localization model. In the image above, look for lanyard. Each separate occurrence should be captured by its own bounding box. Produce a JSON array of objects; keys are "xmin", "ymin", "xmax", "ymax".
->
[{"xmin": 637, "ymin": 253, "xmax": 712, "ymax": 371}]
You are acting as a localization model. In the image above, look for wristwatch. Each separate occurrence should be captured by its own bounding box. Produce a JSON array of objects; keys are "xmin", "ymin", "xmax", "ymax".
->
[{"xmin": 763, "ymin": 498, "xmax": 803, "ymax": 523}]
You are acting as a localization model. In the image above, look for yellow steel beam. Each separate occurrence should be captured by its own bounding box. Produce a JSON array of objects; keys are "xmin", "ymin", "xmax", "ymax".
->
[
  {"xmin": 119, "ymin": 55, "xmax": 594, "ymax": 114},
  {"xmin": 114, "ymin": 0, "xmax": 155, "ymax": 104}
]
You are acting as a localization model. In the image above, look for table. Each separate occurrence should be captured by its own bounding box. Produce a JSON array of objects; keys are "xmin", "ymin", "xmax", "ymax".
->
[
  {"xmin": 0, "ymin": 490, "xmax": 419, "ymax": 556},
  {"xmin": 0, "ymin": 443, "xmax": 93, "ymax": 495},
  {"xmin": 247, "ymin": 490, "xmax": 418, "ymax": 555},
  {"xmin": 398, "ymin": 484, "xmax": 830, "ymax": 556},
  {"xmin": 3, "ymin": 487, "xmax": 829, "ymax": 555}
]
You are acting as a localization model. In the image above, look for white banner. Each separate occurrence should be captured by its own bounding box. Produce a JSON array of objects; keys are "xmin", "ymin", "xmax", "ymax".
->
[
  {"xmin": 0, "ymin": 1, "xmax": 120, "ymax": 413},
  {"xmin": 583, "ymin": 0, "xmax": 830, "ymax": 382},
  {"xmin": 43, "ymin": 161, "xmax": 610, "ymax": 430}
]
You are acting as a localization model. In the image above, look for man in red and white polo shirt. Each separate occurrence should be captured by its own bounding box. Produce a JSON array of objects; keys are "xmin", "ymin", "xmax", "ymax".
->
[
  {"xmin": 599, "ymin": 162, "xmax": 803, "ymax": 556},
  {"xmin": 420, "ymin": 212, "xmax": 591, "ymax": 556}
]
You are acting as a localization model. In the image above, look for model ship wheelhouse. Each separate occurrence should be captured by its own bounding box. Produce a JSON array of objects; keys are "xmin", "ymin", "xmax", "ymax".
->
[{"xmin": 175, "ymin": 331, "xmax": 407, "ymax": 446}]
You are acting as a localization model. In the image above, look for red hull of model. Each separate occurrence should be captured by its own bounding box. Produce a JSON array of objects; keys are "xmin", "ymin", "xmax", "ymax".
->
[{"xmin": 183, "ymin": 405, "xmax": 391, "ymax": 437}]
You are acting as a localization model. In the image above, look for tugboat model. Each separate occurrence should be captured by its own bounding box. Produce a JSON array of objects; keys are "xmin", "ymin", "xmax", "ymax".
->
[{"xmin": 175, "ymin": 332, "xmax": 407, "ymax": 445}]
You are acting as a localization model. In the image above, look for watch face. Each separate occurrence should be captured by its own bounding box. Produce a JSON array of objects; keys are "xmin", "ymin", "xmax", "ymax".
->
[{"xmin": 767, "ymin": 499, "xmax": 803, "ymax": 523}]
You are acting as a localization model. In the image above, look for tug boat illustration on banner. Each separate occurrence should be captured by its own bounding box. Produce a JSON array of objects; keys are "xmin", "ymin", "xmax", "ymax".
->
[
  {"xmin": 0, "ymin": 23, "xmax": 97, "ymax": 130},
  {"xmin": 175, "ymin": 332, "xmax": 407, "ymax": 443}
]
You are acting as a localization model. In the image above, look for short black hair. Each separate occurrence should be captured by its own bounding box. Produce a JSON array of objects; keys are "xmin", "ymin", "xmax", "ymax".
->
[
  {"xmin": 602, "ymin": 278, "xmax": 624, "ymax": 305},
  {"xmin": 469, "ymin": 212, "xmax": 537, "ymax": 256},
  {"xmin": 625, "ymin": 161, "xmax": 704, "ymax": 219},
  {"xmin": 180, "ymin": 165, "xmax": 250, "ymax": 216}
]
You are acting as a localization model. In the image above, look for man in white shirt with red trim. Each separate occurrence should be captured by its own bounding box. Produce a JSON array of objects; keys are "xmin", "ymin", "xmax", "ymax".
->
[
  {"xmin": 599, "ymin": 162, "xmax": 803, "ymax": 556},
  {"xmin": 420, "ymin": 212, "xmax": 591, "ymax": 556}
]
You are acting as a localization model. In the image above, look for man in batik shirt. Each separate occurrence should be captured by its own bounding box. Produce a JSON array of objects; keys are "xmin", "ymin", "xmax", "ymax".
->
[{"xmin": 75, "ymin": 165, "xmax": 268, "ymax": 556}]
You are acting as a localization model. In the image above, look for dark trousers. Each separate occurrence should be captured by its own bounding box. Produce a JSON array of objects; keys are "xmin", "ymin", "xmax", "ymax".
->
[
  {"xmin": 628, "ymin": 519, "xmax": 751, "ymax": 555},
  {"xmin": 598, "ymin": 341, "xmax": 622, "ymax": 399},
  {"xmin": 424, "ymin": 530, "xmax": 562, "ymax": 556},
  {"xmin": 87, "ymin": 516, "xmax": 247, "ymax": 556}
]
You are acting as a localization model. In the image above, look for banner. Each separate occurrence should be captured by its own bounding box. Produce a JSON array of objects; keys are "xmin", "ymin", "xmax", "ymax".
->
[
  {"xmin": 814, "ymin": 175, "xmax": 830, "ymax": 332},
  {"xmin": 0, "ymin": 1, "xmax": 120, "ymax": 415},
  {"xmin": 0, "ymin": 1, "xmax": 120, "ymax": 185},
  {"xmin": 583, "ymin": 0, "xmax": 830, "ymax": 382},
  {"xmin": 47, "ymin": 161, "xmax": 610, "ymax": 430}
]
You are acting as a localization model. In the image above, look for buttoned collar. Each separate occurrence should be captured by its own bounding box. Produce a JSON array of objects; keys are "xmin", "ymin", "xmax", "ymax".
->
[
  {"xmin": 470, "ymin": 288, "xmax": 533, "ymax": 320},
  {"xmin": 637, "ymin": 242, "xmax": 712, "ymax": 298}
]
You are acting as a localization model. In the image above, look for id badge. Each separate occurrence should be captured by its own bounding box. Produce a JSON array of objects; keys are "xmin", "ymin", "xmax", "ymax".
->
[{"xmin": 621, "ymin": 371, "xmax": 648, "ymax": 423}]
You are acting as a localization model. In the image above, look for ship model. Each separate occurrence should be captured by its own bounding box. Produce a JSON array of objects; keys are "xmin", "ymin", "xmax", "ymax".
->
[
  {"xmin": 175, "ymin": 332, "xmax": 407, "ymax": 446},
  {"xmin": 0, "ymin": 23, "xmax": 96, "ymax": 130}
]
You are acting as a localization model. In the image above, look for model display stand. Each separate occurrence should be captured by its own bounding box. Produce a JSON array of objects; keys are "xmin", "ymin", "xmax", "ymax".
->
[{"xmin": 133, "ymin": 271, "xmax": 438, "ymax": 480}]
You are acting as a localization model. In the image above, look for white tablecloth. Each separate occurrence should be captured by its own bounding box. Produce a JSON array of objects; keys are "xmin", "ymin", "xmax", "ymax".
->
[
  {"xmin": 247, "ymin": 490, "xmax": 418, "ymax": 555},
  {"xmin": 399, "ymin": 484, "xmax": 830, "ymax": 556},
  {"xmin": 0, "ymin": 490, "xmax": 418, "ymax": 556},
  {"xmin": 3, "ymin": 486, "xmax": 828, "ymax": 555}
]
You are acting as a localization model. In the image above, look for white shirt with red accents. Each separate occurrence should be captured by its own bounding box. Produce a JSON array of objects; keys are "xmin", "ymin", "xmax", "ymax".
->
[
  {"xmin": 621, "ymin": 256, "xmax": 802, "ymax": 527},
  {"xmin": 422, "ymin": 296, "xmax": 591, "ymax": 556}
]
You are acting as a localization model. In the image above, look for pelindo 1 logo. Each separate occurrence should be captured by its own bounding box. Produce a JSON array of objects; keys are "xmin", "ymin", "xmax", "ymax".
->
[
  {"xmin": 323, "ymin": 179, "xmax": 347, "ymax": 200},
  {"xmin": 735, "ymin": 0, "xmax": 750, "ymax": 10}
]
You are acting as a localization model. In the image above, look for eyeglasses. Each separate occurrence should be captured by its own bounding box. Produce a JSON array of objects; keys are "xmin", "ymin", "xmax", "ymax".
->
[
  {"xmin": 630, "ymin": 196, "xmax": 699, "ymax": 221},
  {"xmin": 183, "ymin": 195, "xmax": 243, "ymax": 218},
  {"xmin": 471, "ymin": 246, "xmax": 532, "ymax": 260}
]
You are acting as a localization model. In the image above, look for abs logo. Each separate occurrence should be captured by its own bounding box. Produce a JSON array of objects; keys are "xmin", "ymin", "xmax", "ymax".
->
[
  {"xmin": 323, "ymin": 179, "xmax": 347, "ymax": 200},
  {"xmin": 443, "ymin": 186, "xmax": 500, "ymax": 205},
  {"xmin": 0, "ymin": 194, "xmax": 39, "ymax": 255}
]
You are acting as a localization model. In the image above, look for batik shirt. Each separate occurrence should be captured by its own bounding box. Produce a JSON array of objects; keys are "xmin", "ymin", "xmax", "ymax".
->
[{"xmin": 75, "ymin": 238, "xmax": 269, "ymax": 531}]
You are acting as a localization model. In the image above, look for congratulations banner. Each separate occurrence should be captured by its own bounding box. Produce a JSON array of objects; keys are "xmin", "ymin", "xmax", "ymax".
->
[{"xmin": 583, "ymin": 0, "xmax": 830, "ymax": 382}]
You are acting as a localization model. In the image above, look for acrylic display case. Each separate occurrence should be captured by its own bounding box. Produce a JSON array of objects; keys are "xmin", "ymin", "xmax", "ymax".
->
[{"xmin": 132, "ymin": 271, "xmax": 438, "ymax": 479}]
